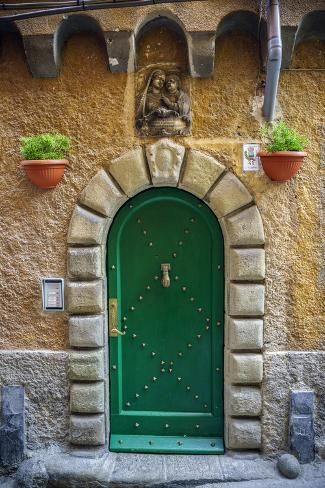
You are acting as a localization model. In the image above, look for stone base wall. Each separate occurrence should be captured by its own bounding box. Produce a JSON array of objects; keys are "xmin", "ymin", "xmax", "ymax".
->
[
  {"xmin": 263, "ymin": 351, "xmax": 325, "ymax": 456},
  {"xmin": 0, "ymin": 351, "xmax": 69, "ymax": 451}
]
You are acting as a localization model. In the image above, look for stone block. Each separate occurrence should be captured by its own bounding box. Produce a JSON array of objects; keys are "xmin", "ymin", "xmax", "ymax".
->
[
  {"xmin": 69, "ymin": 349, "xmax": 104, "ymax": 381},
  {"xmin": 206, "ymin": 172, "xmax": 252, "ymax": 218},
  {"xmin": 68, "ymin": 206, "xmax": 110, "ymax": 245},
  {"xmin": 22, "ymin": 34, "xmax": 58, "ymax": 78},
  {"xmin": 79, "ymin": 169, "xmax": 127, "ymax": 217},
  {"xmin": 66, "ymin": 280, "xmax": 104, "ymax": 314},
  {"xmin": 229, "ymin": 283, "xmax": 265, "ymax": 316},
  {"xmin": 224, "ymin": 205, "xmax": 265, "ymax": 245},
  {"xmin": 69, "ymin": 314, "xmax": 104, "ymax": 348},
  {"xmin": 229, "ymin": 353, "xmax": 263, "ymax": 384},
  {"xmin": 188, "ymin": 31, "xmax": 216, "ymax": 78},
  {"xmin": 146, "ymin": 139, "xmax": 185, "ymax": 186},
  {"xmin": 70, "ymin": 382, "xmax": 105, "ymax": 413},
  {"xmin": 0, "ymin": 386, "xmax": 25, "ymax": 466},
  {"xmin": 228, "ymin": 419, "xmax": 262, "ymax": 449},
  {"xmin": 67, "ymin": 246, "xmax": 102, "ymax": 280},
  {"xmin": 289, "ymin": 390, "xmax": 315, "ymax": 463},
  {"xmin": 230, "ymin": 248, "xmax": 265, "ymax": 281},
  {"xmin": 226, "ymin": 317, "xmax": 263, "ymax": 350},
  {"xmin": 70, "ymin": 414, "xmax": 105, "ymax": 446},
  {"xmin": 179, "ymin": 149, "xmax": 225, "ymax": 198},
  {"xmin": 108, "ymin": 148, "xmax": 149, "ymax": 197},
  {"xmin": 228, "ymin": 386, "xmax": 262, "ymax": 416}
]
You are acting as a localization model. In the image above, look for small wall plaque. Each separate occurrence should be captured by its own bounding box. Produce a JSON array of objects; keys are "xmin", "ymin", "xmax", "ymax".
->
[
  {"xmin": 42, "ymin": 278, "xmax": 64, "ymax": 311},
  {"xmin": 243, "ymin": 143, "xmax": 261, "ymax": 172}
]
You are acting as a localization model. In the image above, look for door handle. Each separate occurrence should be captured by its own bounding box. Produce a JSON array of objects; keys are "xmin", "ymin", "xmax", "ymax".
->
[
  {"xmin": 161, "ymin": 263, "xmax": 171, "ymax": 288},
  {"xmin": 109, "ymin": 298, "xmax": 126, "ymax": 337}
]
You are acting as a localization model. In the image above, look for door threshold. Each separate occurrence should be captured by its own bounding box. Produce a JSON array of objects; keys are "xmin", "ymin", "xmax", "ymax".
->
[{"xmin": 110, "ymin": 435, "xmax": 224, "ymax": 454}]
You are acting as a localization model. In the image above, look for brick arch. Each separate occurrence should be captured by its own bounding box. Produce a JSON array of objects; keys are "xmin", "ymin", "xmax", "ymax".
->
[{"xmin": 67, "ymin": 139, "xmax": 265, "ymax": 450}]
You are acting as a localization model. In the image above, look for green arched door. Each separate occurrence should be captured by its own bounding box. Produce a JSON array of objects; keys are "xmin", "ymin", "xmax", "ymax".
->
[{"xmin": 108, "ymin": 188, "xmax": 224, "ymax": 453}]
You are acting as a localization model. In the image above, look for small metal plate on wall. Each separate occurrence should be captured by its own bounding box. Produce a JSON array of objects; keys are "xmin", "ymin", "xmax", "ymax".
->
[
  {"xmin": 42, "ymin": 278, "xmax": 64, "ymax": 311},
  {"xmin": 110, "ymin": 435, "xmax": 224, "ymax": 454}
]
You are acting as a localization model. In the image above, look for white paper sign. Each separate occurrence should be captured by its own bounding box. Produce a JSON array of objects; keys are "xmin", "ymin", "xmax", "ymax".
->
[{"xmin": 243, "ymin": 143, "xmax": 261, "ymax": 172}]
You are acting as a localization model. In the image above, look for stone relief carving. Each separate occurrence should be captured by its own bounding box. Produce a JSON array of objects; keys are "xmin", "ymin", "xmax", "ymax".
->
[{"xmin": 136, "ymin": 68, "xmax": 191, "ymax": 137}]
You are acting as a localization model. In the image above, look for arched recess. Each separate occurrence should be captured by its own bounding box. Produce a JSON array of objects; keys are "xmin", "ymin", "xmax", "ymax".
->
[
  {"xmin": 54, "ymin": 14, "xmax": 108, "ymax": 71},
  {"xmin": 295, "ymin": 11, "xmax": 325, "ymax": 46},
  {"xmin": 135, "ymin": 13, "xmax": 189, "ymax": 71},
  {"xmin": 216, "ymin": 11, "xmax": 267, "ymax": 69},
  {"xmin": 67, "ymin": 139, "xmax": 265, "ymax": 451},
  {"xmin": 0, "ymin": 20, "xmax": 23, "ymax": 59}
]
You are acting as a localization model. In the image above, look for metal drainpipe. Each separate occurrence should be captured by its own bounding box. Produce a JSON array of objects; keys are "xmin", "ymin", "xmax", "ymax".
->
[{"xmin": 263, "ymin": 0, "xmax": 282, "ymax": 121}]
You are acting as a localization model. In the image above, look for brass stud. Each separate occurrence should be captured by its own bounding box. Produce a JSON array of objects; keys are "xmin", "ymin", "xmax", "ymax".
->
[
  {"xmin": 132, "ymin": 334, "xmax": 137, "ymax": 339},
  {"xmin": 197, "ymin": 307, "xmax": 202, "ymax": 312},
  {"xmin": 168, "ymin": 368, "xmax": 173, "ymax": 373},
  {"xmin": 173, "ymin": 252, "xmax": 177, "ymax": 258},
  {"xmin": 154, "ymin": 276, "xmax": 159, "ymax": 280},
  {"xmin": 112, "ymin": 365, "xmax": 117, "ymax": 370},
  {"xmin": 178, "ymin": 352, "xmax": 183, "ymax": 357},
  {"xmin": 129, "ymin": 204, "xmax": 133, "ymax": 208},
  {"xmin": 184, "ymin": 229, "xmax": 189, "ymax": 234},
  {"xmin": 151, "ymin": 352, "xmax": 156, "ymax": 357},
  {"xmin": 204, "ymin": 403, "xmax": 208, "ymax": 408},
  {"xmin": 161, "ymin": 360, "xmax": 165, "ymax": 365},
  {"xmin": 146, "ymin": 285, "xmax": 151, "ymax": 290},
  {"xmin": 165, "ymin": 424, "xmax": 169, "ymax": 429},
  {"xmin": 169, "ymin": 361, "xmax": 174, "ymax": 365},
  {"xmin": 144, "ymin": 385, "xmax": 149, "ymax": 390},
  {"xmin": 195, "ymin": 424, "xmax": 200, "ymax": 429},
  {"xmin": 123, "ymin": 325, "xmax": 127, "ymax": 330},
  {"xmin": 186, "ymin": 386, "xmax": 191, "ymax": 391},
  {"xmin": 126, "ymin": 402, "xmax": 131, "ymax": 407},
  {"xmin": 205, "ymin": 325, "xmax": 210, "ymax": 330},
  {"xmin": 178, "ymin": 241, "xmax": 183, "ymax": 246},
  {"xmin": 135, "ymin": 393, "xmax": 140, "ymax": 398},
  {"xmin": 111, "ymin": 265, "xmax": 115, "ymax": 270},
  {"xmin": 198, "ymin": 204, "xmax": 202, "ymax": 208},
  {"xmin": 215, "ymin": 367, "xmax": 221, "ymax": 372},
  {"xmin": 194, "ymin": 395, "xmax": 199, "ymax": 399},
  {"xmin": 216, "ymin": 321, "xmax": 221, "ymax": 326},
  {"xmin": 217, "ymin": 264, "xmax": 221, "ymax": 270},
  {"xmin": 142, "ymin": 343, "xmax": 146, "ymax": 348},
  {"xmin": 143, "ymin": 230, "xmax": 147, "ymax": 235},
  {"xmin": 161, "ymin": 368, "xmax": 166, "ymax": 373},
  {"xmin": 130, "ymin": 306, "xmax": 135, "ymax": 311},
  {"xmin": 174, "ymin": 276, "xmax": 179, "ymax": 281},
  {"xmin": 177, "ymin": 377, "xmax": 182, "ymax": 382},
  {"xmin": 190, "ymin": 218, "xmax": 195, "ymax": 223},
  {"xmin": 197, "ymin": 334, "xmax": 201, "ymax": 339},
  {"xmin": 187, "ymin": 344, "xmax": 192, "ymax": 348},
  {"xmin": 139, "ymin": 296, "xmax": 143, "ymax": 301},
  {"xmin": 190, "ymin": 297, "xmax": 194, "ymax": 302},
  {"xmin": 182, "ymin": 287, "xmax": 187, "ymax": 292},
  {"xmin": 137, "ymin": 218, "xmax": 141, "ymax": 223},
  {"xmin": 149, "ymin": 242, "xmax": 153, "ymax": 247},
  {"xmin": 135, "ymin": 422, "xmax": 140, "ymax": 428},
  {"xmin": 123, "ymin": 317, "xmax": 127, "ymax": 321},
  {"xmin": 152, "ymin": 377, "xmax": 157, "ymax": 382},
  {"xmin": 206, "ymin": 318, "xmax": 210, "ymax": 323}
]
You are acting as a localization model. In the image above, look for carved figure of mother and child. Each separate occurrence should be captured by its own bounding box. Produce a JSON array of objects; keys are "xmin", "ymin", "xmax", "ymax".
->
[{"xmin": 136, "ymin": 69, "xmax": 191, "ymax": 136}]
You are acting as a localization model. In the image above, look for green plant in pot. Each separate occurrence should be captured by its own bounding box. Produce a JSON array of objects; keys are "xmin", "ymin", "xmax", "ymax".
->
[
  {"xmin": 20, "ymin": 133, "xmax": 71, "ymax": 189},
  {"xmin": 258, "ymin": 121, "xmax": 308, "ymax": 181}
]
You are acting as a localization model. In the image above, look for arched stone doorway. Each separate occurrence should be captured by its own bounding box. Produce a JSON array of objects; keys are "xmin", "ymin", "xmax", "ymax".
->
[{"xmin": 67, "ymin": 139, "xmax": 265, "ymax": 451}]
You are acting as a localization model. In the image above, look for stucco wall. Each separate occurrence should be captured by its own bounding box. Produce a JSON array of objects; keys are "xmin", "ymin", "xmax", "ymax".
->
[{"xmin": 0, "ymin": 29, "xmax": 323, "ymax": 352}]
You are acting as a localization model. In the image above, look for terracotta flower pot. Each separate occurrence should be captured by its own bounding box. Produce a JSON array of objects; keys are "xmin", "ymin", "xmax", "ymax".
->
[
  {"xmin": 21, "ymin": 159, "xmax": 69, "ymax": 189},
  {"xmin": 258, "ymin": 151, "xmax": 307, "ymax": 181}
]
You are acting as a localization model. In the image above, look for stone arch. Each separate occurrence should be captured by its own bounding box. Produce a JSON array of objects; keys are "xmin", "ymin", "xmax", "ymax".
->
[
  {"xmin": 295, "ymin": 10, "xmax": 325, "ymax": 46},
  {"xmin": 67, "ymin": 139, "xmax": 265, "ymax": 450}
]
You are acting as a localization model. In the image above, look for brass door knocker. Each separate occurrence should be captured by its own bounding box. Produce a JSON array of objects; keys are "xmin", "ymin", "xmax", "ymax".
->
[{"xmin": 161, "ymin": 263, "xmax": 171, "ymax": 288}]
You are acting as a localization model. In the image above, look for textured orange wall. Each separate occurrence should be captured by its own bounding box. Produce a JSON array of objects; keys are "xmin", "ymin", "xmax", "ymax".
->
[{"xmin": 0, "ymin": 30, "xmax": 323, "ymax": 350}]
